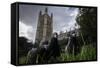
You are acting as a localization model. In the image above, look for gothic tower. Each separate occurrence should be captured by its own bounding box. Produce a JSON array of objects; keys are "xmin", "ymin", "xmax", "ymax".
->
[{"xmin": 35, "ymin": 8, "xmax": 53, "ymax": 44}]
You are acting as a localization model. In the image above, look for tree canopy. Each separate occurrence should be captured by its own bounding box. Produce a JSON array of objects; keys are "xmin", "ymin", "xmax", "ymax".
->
[{"xmin": 76, "ymin": 7, "xmax": 97, "ymax": 44}]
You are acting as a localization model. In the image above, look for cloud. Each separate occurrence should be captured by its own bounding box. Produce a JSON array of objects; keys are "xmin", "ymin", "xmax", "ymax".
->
[
  {"xmin": 19, "ymin": 21, "xmax": 35, "ymax": 42},
  {"xmin": 50, "ymin": 7, "xmax": 79, "ymax": 32}
]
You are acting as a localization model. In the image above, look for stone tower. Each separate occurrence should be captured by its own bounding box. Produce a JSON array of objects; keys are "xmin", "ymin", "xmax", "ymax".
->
[{"xmin": 35, "ymin": 8, "xmax": 53, "ymax": 44}]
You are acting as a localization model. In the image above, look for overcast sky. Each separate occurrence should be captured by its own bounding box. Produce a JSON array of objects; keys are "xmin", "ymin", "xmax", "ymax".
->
[{"xmin": 19, "ymin": 4, "xmax": 79, "ymax": 42}]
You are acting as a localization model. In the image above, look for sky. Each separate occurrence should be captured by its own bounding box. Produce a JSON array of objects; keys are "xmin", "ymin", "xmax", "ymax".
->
[{"xmin": 19, "ymin": 4, "xmax": 79, "ymax": 42}]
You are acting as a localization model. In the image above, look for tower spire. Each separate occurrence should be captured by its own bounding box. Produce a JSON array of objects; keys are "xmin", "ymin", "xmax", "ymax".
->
[
  {"xmin": 45, "ymin": 7, "xmax": 48, "ymax": 14},
  {"xmin": 51, "ymin": 13, "xmax": 53, "ymax": 19},
  {"xmin": 39, "ymin": 10, "xmax": 42, "ymax": 16}
]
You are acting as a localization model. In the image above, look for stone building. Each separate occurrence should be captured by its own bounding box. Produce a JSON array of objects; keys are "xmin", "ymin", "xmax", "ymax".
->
[
  {"xmin": 58, "ymin": 29, "xmax": 79, "ymax": 40},
  {"xmin": 58, "ymin": 31, "xmax": 68, "ymax": 40},
  {"xmin": 35, "ymin": 8, "xmax": 53, "ymax": 44}
]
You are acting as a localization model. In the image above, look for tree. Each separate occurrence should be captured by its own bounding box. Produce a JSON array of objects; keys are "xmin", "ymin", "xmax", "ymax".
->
[
  {"xmin": 18, "ymin": 37, "xmax": 33, "ymax": 57},
  {"xmin": 76, "ymin": 7, "xmax": 97, "ymax": 44}
]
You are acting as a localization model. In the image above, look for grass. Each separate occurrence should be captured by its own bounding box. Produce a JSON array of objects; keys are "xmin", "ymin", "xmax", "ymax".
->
[
  {"xmin": 19, "ymin": 56, "xmax": 27, "ymax": 64},
  {"xmin": 19, "ymin": 44, "xmax": 97, "ymax": 64},
  {"xmin": 79, "ymin": 44, "xmax": 96, "ymax": 60},
  {"xmin": 60, "ymin": 44, "xmax": 97, "ymax": 61}
]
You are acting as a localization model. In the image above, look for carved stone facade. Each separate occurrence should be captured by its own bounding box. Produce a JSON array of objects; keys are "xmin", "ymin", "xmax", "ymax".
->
[
  {"xmin": 35, "ymin": 8, "xmax": 53, "ymax": 44},
  {"xmin": 58, "ymin": 31, "xmax": 68, "ymax": 40}
]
